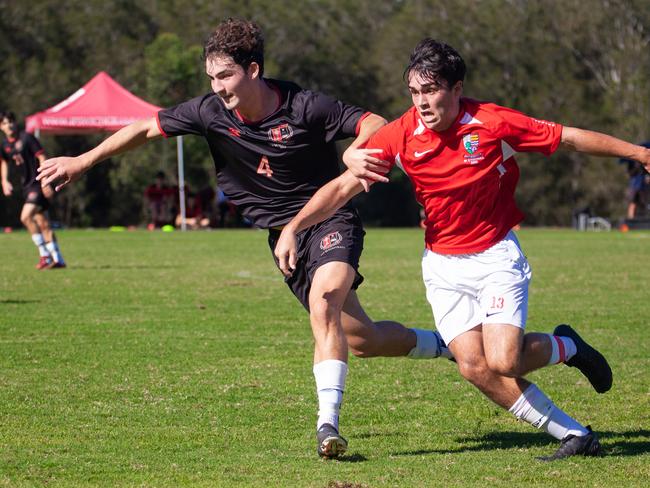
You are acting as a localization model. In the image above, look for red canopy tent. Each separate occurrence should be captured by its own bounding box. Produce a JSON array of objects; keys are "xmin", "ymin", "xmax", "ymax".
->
[
  {"xmin": 26, "ymin": 71, "xmax": 162, "ymax": 134},
  {"xmin": 25, "ymin": 71, "xmax": 188, "ymax": 228}
]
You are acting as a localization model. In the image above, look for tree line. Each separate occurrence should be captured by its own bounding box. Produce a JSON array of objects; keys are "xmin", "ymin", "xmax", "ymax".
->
[{"xmin": 1, "ymin": 0, "xmax": 648, "ymax": 228}]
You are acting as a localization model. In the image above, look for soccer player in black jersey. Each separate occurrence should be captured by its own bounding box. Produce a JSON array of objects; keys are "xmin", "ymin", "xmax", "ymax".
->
[
  {"xmin": 37, "ymin": 18, "xmax": 450, "ymax": 458},
  {"xmin": 1, "ymin": 111, "xmax": 66, "ymax": 269}
]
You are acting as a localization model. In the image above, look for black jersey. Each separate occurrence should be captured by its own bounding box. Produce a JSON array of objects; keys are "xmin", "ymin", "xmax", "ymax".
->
[
  {"xmin": 157, "ymin": 79, "xmax": 367, "ymax": 229},
  {"xmin": 1, "ymin": 131, "xmax": 45, "ymax": 188}
]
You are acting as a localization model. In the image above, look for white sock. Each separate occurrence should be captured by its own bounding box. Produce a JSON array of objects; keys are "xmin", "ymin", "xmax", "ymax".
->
[
  {"xmin": 547, "ymin": 334, "xmax": 578, "ymax": 365},
  {"xmin": 407, "ymin": 329, "xmax": 453, "ymax": 359},
  {"xmin": 313, "ymin": 359, "xmax": 347, "ymax": 431},
  {"xmin": 45, "ymin": 240, "xmax": 64, "ymax": 264},
  {"xmin": 31, "ymin": 234, "xmax": 50, "ymax": 258},
  {"xmin": 509, "ymin": 383, "xmax": 589, "ymax": 440}
]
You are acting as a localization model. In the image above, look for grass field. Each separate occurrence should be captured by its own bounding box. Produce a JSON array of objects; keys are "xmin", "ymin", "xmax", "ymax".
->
[{"xmin": 1, "ymin": 227, "xmax": 649, "ymax": 487}]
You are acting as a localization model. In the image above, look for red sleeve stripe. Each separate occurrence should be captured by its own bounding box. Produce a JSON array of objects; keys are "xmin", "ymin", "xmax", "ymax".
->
[
  {"xmin": 35, "ymin": 149, "xmax": 45, "ymax": 157},
  {"xmin": 554, "ymin": 336, "xmax": 566, "ymax": 363},
  {"xmin": 355, "ymin": 111, "xmax": 372, "ymax": 135},
  {"xmin": 156, "ymin": 111, "xmax": 169, "ymax": 138}
]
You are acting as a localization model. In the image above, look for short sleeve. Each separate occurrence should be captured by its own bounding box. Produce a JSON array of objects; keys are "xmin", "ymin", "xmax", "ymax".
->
[
  {"xmin": 157, "ymin": 95, "xmax": 210, "ymax": 138},
  {"xmin": 304, "ymin": 92, "xmax": 366, "ymax": 142},
  {"xmin": 365, "ymin": 120, "xmax": 401, "ymax": 169},
  {"xmin": 25, "ymin": 133, "xmax": 44, "ymax": 156},
  {"xmin": 490, "ymin": 104, "xmax": 563, "ymax": 156}
]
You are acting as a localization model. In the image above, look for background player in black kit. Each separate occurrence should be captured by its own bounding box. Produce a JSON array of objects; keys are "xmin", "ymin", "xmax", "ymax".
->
[
  {"xmin": 37, "ymin": 18, "xmax": 450, "ymax": 458},
  {"xmin": 1, "ymin": 111, "xmax": 66, "ymax": 269}
]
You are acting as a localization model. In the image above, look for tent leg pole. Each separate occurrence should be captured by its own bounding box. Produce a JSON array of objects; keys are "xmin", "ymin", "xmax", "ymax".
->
[{"xmin": 177, "ymin": 136, "xmax": 186, "ymax": 231}]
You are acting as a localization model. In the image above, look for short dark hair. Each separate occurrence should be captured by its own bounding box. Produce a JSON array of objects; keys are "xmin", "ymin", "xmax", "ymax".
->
[
  {"xmin": 203, "ymin": 18, "xmax": 265, "ymax": 76},
  {"xmin": 0, "ymin": 111, "xmax": 16, "ymax": 123},
  {"xmin": 404, "ymin": 39, "xmax": 466, "ymax": 88}
]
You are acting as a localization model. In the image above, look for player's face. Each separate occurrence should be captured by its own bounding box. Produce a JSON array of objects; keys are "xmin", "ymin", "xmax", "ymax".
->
[
  {"xmin": 205, "ymin": 56, "xmax": 256, "ymax": 111},
  {"xmin": 0, "ymin": 117, "xmax": 16, "ymax": 138},
  {"xmin": 408, "ymin": 72, "xmax": 462, "ymax": 132}
]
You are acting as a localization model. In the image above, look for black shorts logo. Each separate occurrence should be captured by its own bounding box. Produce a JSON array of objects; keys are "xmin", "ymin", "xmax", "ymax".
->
[{"xmin": 320, "ymin": 231, "xmax": 343, "ymax": 251}]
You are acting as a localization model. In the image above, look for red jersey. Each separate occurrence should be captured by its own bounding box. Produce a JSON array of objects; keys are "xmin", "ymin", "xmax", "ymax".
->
[{"xmin": 367, "ymin": 98, "xmax": 563, "ymax": 254}]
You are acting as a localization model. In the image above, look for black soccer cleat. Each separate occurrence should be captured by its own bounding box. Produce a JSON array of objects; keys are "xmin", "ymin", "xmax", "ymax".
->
[
  {"xmin": 537, "ymin": 426, "xmax": 602, "ymax": 461},
  {"xmin": 317, "ymin": 423, "xmax": 348, "ymax": 459},
  {"xmin": 553, "ymin": 324, "xmax": 613, "ymax": 394}
]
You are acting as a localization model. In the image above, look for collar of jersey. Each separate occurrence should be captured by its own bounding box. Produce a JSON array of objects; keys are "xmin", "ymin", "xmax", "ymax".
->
[{"xmin": 234, "ymin": 80, "xmax": 284, "ymax": 125}]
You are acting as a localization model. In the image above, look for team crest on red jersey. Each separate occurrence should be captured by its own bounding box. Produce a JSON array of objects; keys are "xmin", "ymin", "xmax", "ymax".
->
[
  {"xmin": 462, "ymin": 133, "xmax": 484, "ymax": 164},
  {"xmin": 463, "ymin": 133, "xmax": 479, "ymax": 154},
  {"xmin": 320, "ymin": 231, "xmax": 343, "ymax": 251},
  {"xmin": 268, "ymin": 123, "xmax": 293, "ymax": 143}
]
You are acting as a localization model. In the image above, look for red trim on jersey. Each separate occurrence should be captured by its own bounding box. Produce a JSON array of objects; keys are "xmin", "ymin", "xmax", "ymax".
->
[
  {"xmin": 155, "ymin": 112, "xmax": 169, "ymax": 138},
  {"xmin": 355, "ymin": 111, "xmax": 372, "ymax": 136},
  {"xmin": 235, "ymin": 80, "xmax": 283, "ymax": 125},
  {"xmin": 234, "ymin": 110, "xmax": 250, "ymax": 124},
  {"xmin": 34, "ymin": 149, "xmax": 45, "ymax": 158}
]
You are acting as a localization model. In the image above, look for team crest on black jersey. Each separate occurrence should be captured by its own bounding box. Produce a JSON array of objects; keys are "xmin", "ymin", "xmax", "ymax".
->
[
  {"xmin": 320, "ymin": 231, "xmax": 343, "ymax": 251},
  {"xmin": 268, "ymin": 123, "xmax": 293, "ymax": 143}
]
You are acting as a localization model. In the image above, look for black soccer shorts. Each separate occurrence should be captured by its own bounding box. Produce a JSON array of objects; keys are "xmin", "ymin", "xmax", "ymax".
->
[
  {"xmin": 23, "ymin": 183, "xmax": 50, "ymax": 211},
  {"xmin": 268, "ymin": 209, "xmax": 365, "ymax": 311}
]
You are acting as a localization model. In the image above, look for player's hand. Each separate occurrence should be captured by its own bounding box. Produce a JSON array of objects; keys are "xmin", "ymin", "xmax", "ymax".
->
[
  {"xmin": 37, "ymin": 156, "xmax": 90, "ymax": 192},
  {"xmin": 639, "ymin": 145, "xmax": 650, "ymax": 174},
  {"xmin": 1, "ymin": 181, "xmax": 12, "ymax": 196},
  {"xmin": 274, "ymin": 228, "xmax": 298, "ymax": 277},
  {"xmin": 342, "ymin": 147, "xmax": 390, "ymax": 192}
]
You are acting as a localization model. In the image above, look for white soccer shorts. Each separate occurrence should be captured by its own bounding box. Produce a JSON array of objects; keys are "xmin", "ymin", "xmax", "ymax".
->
[{"xmin": 421, "ymin": 231, "xmax": 532, "ymax": 345}]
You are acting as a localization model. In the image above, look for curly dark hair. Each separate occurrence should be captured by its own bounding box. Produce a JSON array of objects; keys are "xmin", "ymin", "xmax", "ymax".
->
[
  {"xmin": 203, "ymin": 18, "xmax": 265, "ymax": 76},
  {"xmin": 404, "ymin": 38, "xmax": 466, "ymax": 89},
  {"xmin": 0, "ymin": 111, "xmax": 16, "ymax": 123}
]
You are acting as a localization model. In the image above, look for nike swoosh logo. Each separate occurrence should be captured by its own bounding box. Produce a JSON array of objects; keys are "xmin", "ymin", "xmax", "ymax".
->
[{"xmin": 414, "ymin": 149, "xmax": 434, "ymax": 158}]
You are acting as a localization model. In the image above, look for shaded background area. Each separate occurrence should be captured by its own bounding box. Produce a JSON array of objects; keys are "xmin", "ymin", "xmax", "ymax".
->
[{"xmin": 1, "ymin": 0, "xmax": 648, "ymax": 228}]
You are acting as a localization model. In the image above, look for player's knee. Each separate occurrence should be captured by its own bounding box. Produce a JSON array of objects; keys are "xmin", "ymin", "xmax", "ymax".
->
[
  {"xmin": 456, "ymin": 359, "xmax": 491, "ymax": 387},
  {"xmin": 309, "ymin": 293, "xmax": 343, "ymax": 328},
  {"xmin": 485, "ymin": 353, "xmax": 521, "ymax": 377},
  {"xmin": 310, "ymin": 285, "xmax": 346, "ymax": 310}
]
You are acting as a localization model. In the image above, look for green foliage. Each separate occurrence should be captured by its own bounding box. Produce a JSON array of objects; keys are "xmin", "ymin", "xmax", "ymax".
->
[
  {"xmin": 144, "ymin": 33, "xmax": 205, "ymax": 107},
  {"xmin": 1, "ymin": 0, "xmax": 649, "ymax": 227},
  {"xmin": 1, "ymin": 228, "xmax": 649, "ymax": 486}
]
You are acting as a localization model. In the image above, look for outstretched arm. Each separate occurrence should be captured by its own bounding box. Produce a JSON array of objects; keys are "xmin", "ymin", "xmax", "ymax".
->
[
  {"xmin": 274, "ymin": 170, "xmax": 366, "ymax": 276},
  {"xmin": 37, "ymin": 117, "xmax": 162, "ymax": 191},
  {"xmin": 560, "ymin": 126, "xmax": 650, "ymax": 172},
  {"xmin": 342, "ymin": 113, "xmax": 391, "ymax": 191}
]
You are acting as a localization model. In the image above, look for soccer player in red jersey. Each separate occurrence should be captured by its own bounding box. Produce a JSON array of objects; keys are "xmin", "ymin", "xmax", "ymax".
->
[
  {"xmin": 37, "ymin": 20, "xmax": 453, "ymax": 459},
  {"xmin": 275, "ymin": 38, "xmax": 650, "ymax": 460},
  {"xmin": 1, "ymin": 111, "xmax": 66, "ymax": 269}
]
